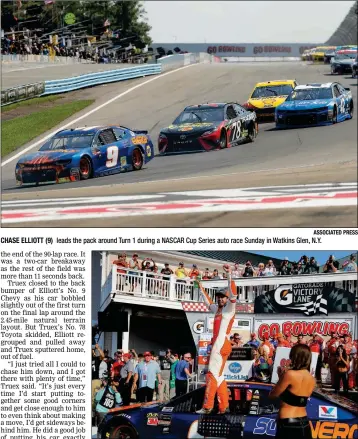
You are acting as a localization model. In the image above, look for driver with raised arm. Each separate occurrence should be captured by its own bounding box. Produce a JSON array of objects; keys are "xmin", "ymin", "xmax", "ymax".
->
[{"xmin": 196, "ymin": 265, "xmax": 237, "ymax": 415}]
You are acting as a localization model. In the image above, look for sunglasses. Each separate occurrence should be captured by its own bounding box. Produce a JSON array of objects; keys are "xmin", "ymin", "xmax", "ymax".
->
[{"xmin": 184, "ymin": 356, "xmax": 191, "ymax": 359}]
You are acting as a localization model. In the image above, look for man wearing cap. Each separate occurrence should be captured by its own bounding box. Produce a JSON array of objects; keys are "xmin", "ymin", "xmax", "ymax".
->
[
  {"xmin": 247, "ymin": 333, "xmax": 260, "ymax": 349},
  {"xmin": 132, "ymin": 351, "xmax": 161, "ymax": 403},
  {"xmin": 118, "ymin": 353, "xmax": 135, "ymax": 406},
  {"xmin": 284, "ymin": 332, "xmax": 294, "ymax": 348},
  {"xmin": 189, "ymin": 264, "xmax": 200, "ymax": 279},
  {"xmin": 196, "ymin": 265, "xmax": 237, "ymax": 415}
]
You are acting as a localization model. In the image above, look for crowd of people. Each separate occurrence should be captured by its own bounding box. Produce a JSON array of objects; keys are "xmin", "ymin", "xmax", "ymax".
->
[
  {"xmin": 238, "ymin": 331, "xmax": 358, "ymax": 394},
  {"xmin": 92, "ymin": 345, "xmax": 195, "ymax": 425},
  {"xmin": 1, "ymin": 31, "xmax": 154, "ymax": 64},
  {"xmin": 112, "ymin": 253, "xmax": 357, "ymax": 285},
  {"xmin": 91, "ymin": 329, "xmax": 358, "ymax": 424}
]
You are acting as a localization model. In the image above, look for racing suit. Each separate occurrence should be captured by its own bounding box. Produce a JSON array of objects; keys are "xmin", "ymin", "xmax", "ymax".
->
[{"xmin": 199, "ymin": 275, "xmax": 237, "ymax": 412}]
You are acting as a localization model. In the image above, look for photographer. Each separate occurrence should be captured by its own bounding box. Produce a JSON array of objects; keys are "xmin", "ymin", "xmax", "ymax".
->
[
  {"xmin": 304, "ymin": 256, "xmax": 320, "ymax": 274},
  {"xmin": 278, "ymin": 258, "xmax": 291, "ymax": 276},
  {"xmin": 323, "ymin": 255, "xmax": 339, "ymax": 273},
  {"xmin": 95, "ymin": 378, "xmax": 122, "ymax": 425},
  {"xmin": 241, "ymin": 260, "xmax": 255, "ymax": 277}
]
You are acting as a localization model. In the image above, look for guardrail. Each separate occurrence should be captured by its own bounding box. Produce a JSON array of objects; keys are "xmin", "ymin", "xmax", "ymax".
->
[
  {"xmin": 42, "ymin": 64, "xmax": 162, "ymax": 95},
  {"xmin": 1, "ymin": 81, "xmax": 45, "ymax": 106}
]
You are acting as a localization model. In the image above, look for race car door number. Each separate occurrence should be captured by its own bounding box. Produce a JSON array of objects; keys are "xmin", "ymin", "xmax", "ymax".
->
[
  {"xmin": 231, "ymin": 120, "xmax": 242, "ymax": 141},
  {"xmin": 106, "ymin": 146, "xmax": 119, "ymax": 168}
]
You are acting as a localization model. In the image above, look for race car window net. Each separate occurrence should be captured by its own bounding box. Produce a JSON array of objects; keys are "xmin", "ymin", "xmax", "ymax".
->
[
  {"xmin": 286, "ymin": 88, "xmax": 333, "ymax": 101},
  {"xmin": 39, "ymin": 134, "xmax": 94, "ymax": 150},
  {"xmin": 174, "ymin": 108, "xmax": 224, "ymax": 124},
  {"xmin": 251, "ymin": 85, "xmax": 293, "ymax": 98},
  {"xmin": 99, "ymin": 129, "xmax": 116, "ymax": 145}
]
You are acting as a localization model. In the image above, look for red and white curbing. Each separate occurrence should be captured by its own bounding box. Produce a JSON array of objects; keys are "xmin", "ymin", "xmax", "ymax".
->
[{"xmin": 2, "ymin": 190, "xmax": 357, "ymax": 224}]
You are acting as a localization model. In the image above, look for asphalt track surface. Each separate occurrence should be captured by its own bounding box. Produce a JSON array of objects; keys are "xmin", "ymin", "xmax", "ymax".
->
[{"xmin": 1, "ymin": 61, "xmax": 357, "ymax": 227}]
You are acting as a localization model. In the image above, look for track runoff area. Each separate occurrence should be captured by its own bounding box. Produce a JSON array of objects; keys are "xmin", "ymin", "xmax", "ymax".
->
[{"xmin": 1, "ymin": 61, "xmax": 357, "ymax": 227}]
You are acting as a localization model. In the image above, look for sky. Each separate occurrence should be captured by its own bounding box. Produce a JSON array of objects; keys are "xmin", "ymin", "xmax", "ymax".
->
[
  {"xmin": 250, "ymin": 251, "xmax": 355, "ymax": 265},
  {"xmin": 144, "ymin": 1, "xmax": 354, "ymax": 43}
]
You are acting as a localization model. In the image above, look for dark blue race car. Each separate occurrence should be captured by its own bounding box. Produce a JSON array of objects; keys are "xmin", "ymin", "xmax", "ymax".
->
[
  {"xmin": 275, "ymin": 82, "xmax": 354, "ymax": 128},
  {"xmin": 15, "ymin": 125, "xmax": 154, "ymax": 186},
  {"xmin": 97, "ymin": 381, "xmax": 358, "ymax": 439}
]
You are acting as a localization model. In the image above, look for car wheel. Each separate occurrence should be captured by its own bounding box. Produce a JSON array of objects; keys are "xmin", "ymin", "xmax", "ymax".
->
[
  {"xmin": 246, "ymin": 122, "xmax": 257, "ymax": 143},
  {"xmin": 132, "ymin": 147, "xmax": 143, "ymax": 171},
  {"xmin": 110, "ymin": 424, "xmax": 138, "ymax": 439},
  {"xmin": 332, "ymin": 107, "xmax": 338, "ymax": 124},
  {"xmin": 348, "ymin": 102, "xmax": 354, "ymax": 119},
  {"xmin": 79, "ymin": 156, "xmax": 92, "ymax": 180},
  {"xmin": 219, "ymin": 130, "xmax": 227, "ymax": 149}
]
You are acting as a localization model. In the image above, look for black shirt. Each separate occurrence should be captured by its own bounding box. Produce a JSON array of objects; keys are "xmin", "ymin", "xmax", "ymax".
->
[{"xmin": 92, "ymin": 356, "xmax": 101, "ymax": 380}]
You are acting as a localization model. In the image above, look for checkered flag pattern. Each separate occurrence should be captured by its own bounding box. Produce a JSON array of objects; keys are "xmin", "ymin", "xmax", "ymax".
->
[
  {"xmin": 181, "ymin": 302, "xmax": 209, "ymax": 312},
  {"xmin": 288, "ymin": 294, "xmax": 328, "ymax": 316},
  {"xmin": 255, "ymin": 294, "xmax": 278, "ymax": 313},
  {"xmin": 328, "ymin": 288, "xmax": 354, "ymax": 312}
]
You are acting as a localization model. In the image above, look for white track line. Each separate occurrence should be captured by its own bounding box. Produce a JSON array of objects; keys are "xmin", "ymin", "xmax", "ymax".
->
[{"xmin": 2, "ymin": 63, "xmax": 198, "ymax": 167}]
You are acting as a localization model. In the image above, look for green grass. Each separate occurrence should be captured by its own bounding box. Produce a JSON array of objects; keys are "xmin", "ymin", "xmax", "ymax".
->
[
  {"xmin": 1, "ymin": 95, "xmax": 62, "ymax": 112},
  {"xmin": 1, "ymin": 100, "xmax": 95, "ymax": 158}
]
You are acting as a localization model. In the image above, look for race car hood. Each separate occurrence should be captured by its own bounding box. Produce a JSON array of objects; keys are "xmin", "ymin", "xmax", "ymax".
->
[
  {"xmin": 277, "ymin": 99, "xmax": 332, "ymax": 111},
  {"xmin": 17, "ymin": 150, "xmax": 78, "ymax": 165},
  {"xmin": 247, "ymin": 96, "xmax": 288, "ymax": 109},
  {"xmin": 161, "ymin": 122, "xmax": 219, "ymax": 134},
  {"xmin": 332, "ymin": 58, "xmax": 355, "ymax": 65}
]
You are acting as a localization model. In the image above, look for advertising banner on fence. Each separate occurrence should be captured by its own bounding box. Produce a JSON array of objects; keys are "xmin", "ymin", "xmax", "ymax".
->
[
  {"xmin": 254, "ymin": 283, "xmax": 356, "ymax": 316},
  {"xmin": 254, "ymin": 317, "xmax": 354, "ymax": 344},
  {"xmin": 271, "ymin": 347, "xmax": 318, "ymax": 383}
]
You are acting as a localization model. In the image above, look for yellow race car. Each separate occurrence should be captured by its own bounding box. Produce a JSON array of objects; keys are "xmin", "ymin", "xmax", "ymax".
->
[
  {"xmin": 242, "ymin": 79, "xmax": 298, "ymax": 122},
  {"xmin": 312, "ymin": 46, "xmax": 336, "ymax": 62}
]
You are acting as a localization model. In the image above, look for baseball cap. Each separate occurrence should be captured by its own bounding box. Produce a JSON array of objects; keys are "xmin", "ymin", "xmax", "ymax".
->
[
  {"xmin": 215, "ymin": 288, "xmax": 229, "ymax": 298},
  {"xmin": 123, "ymin": 353, "xmax": 131, "ymax": 358},
  {"xmin": 251, "ymin": 332, "xmax": 256, "ymax": 337},
  {"xmin": 165, "ymin": 262, "xmax": 169, "ymax": 266},
  {"xmin": 143, "ymin": 351, "xmax": 152, "ymax": 356},
  {"xmin": 133, "ymin": 253, "xmax": 138, "ymax": 257},
  {"xmin": 277, "ymin": 333, "xmax": 283, "ymax": 338},
  {"xmin": 179, "ymin": 262, "xmax": 184, "ymax": 265},
  {"xmin": 192, "ymin": 264, "xmax": 197, "ymax": 267}
]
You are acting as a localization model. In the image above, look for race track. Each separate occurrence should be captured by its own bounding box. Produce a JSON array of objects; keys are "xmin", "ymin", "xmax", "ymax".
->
[{"xmin": 2, "ymin": 61, "xmax": 357, "ymax": 227}]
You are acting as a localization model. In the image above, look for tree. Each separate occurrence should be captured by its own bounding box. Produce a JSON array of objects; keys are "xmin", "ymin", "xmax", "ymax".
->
[{"xmin": 1, "ymin": 0, "xmax": 152, "ymax": 45}]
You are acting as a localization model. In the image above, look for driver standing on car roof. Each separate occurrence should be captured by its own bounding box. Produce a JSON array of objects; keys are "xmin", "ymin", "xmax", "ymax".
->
[{"xmin": 196, "ymin": 265, "xmax": 237, "ymax": 415}]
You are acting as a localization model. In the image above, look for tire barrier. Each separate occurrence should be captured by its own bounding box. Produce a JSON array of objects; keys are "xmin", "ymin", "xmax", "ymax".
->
[
  {"xmin": 1, "ymin": 82, "xmax": 45, "ymax": 106},
  {"xmin": 325, "ymin": 1, "xmax": 358, "ymax": 45}
]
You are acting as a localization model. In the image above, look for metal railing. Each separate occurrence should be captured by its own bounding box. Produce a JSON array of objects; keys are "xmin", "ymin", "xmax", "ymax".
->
[
  {"xmin": 106, "ymin": 266, "xmax": 357, "ymax": 307},
  {"xmin": 42, "ymin": 64, "xmax": 162, "ymax": 95}
]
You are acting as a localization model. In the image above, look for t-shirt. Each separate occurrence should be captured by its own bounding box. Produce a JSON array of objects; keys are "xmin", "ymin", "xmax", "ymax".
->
[
  {"xmin": 120, "ymin": 360, "xmax": 135, "ymax": 379},
  {"xmin": 159, "ymin": 357, "xmax": 172, "ymax": 380},
  {"xmin": 135, "ymin": 360, "xmax": 160, "ymax": 389},
  {"xmin": 92, "ymin": 356, "xmax": 101, "ymax": 380},
  {"xmin": 175, "ymin": 360, "xmax": 189, "ymax": 381},
  {"xmin": 95, "ymin": 386, "xmax": 122, "ymax": 413}
]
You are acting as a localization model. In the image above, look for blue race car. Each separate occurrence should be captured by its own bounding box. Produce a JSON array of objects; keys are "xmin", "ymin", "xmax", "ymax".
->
[
  {"xmin": 97, "ymin": 381, "xmax": 358, "ymax": 439},
  {"xmin": 15, "ymin": 125, "xmax": 154, "ymax": 186},
  {"xmin": 275, "ymin": 82, "xmax": 354, "ymax": 128}
]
